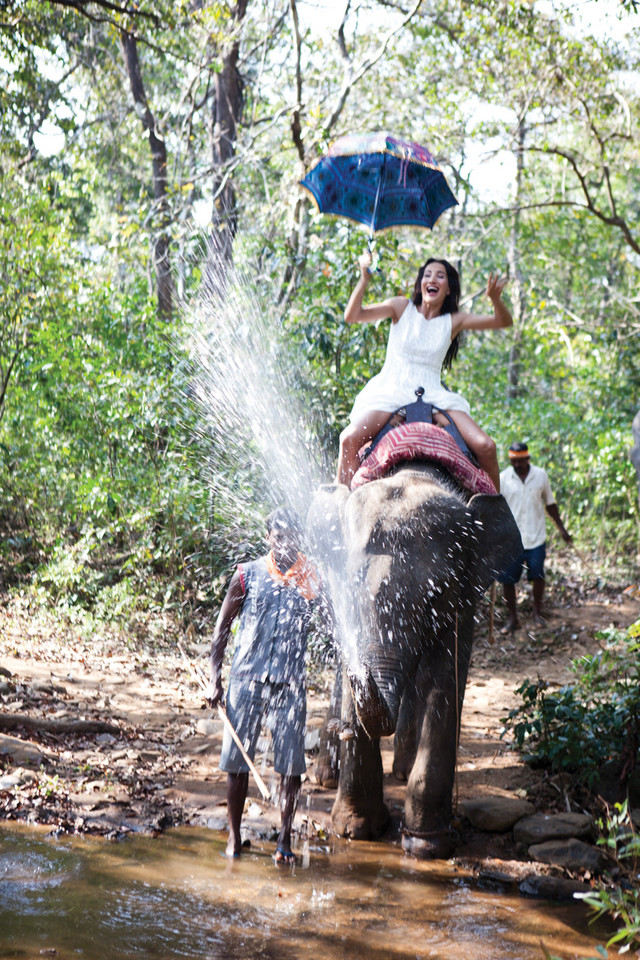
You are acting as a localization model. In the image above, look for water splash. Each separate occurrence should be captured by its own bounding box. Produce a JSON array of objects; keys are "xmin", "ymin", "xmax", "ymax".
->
[
  {"xmin": 185, "ymin": 259, "xmax": 368, "ymax": 680},
  {"xmin": 186, "ymin": 261, "xmax": 324, "ymax": 545}
]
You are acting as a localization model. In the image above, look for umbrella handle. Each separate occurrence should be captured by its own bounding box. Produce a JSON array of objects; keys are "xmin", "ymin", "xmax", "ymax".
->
[{"xmin": 365, "ymin": 236, "xmax": 384, "ymax": 276}]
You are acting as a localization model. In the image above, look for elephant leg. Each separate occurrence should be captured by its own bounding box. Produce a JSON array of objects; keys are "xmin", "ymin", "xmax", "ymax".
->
[
  {"xmin": 393, "ymin": 651, "xmax": 432, "ymax": 781},
  {"xmin": 314, "ymin": 668, "xmax": 342, "ymax": 788},
  {"xmin": 392, "ymin": 683, "xmax": 419, "ymax": 782},
  {"xmin": 402, "ymin": 611, "xmax": 474, "ymax": 859},
  {"xmin": 331, "ymin": 729, "xmax": 389, "ymax": 840},
  {"xmin": 331, "ymin": 667, "xmax": 389, "ymax": 840}
]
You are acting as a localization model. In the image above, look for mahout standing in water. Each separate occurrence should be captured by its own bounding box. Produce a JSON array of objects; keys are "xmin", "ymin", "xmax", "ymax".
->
[{"xmin": 206, "ymin": 507, "xmax": 329, "ymax": 863}]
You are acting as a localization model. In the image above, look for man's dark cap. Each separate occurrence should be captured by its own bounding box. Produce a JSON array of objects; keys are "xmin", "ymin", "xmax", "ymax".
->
[
  {"xmin": 508, "ymin": 441, "xmax": 530, "ymax": 460},
  {"xmin": 266, "ymin": 506, "xmax": 303, "ymax": 534}
]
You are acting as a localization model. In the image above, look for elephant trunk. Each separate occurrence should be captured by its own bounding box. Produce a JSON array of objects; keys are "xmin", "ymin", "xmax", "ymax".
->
[{"xmin": 348, "ymin": 662, "xmax": 400, "ymax": 740}]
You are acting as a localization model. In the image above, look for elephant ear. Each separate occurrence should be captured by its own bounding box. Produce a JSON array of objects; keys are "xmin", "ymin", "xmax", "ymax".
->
[{"xmin": 467, "ymin": 493, "xmax": 523, "ymax": 592}]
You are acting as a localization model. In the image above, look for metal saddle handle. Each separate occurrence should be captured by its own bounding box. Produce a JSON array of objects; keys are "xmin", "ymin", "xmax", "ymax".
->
[{"xmin": 361, "ymin": 387, "xmax": 478, "ymax": 465}]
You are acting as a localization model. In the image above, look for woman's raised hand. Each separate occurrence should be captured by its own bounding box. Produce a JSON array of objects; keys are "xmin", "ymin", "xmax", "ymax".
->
[
  {"xmin": 486, "ymin": 272, "xmax": 508, "ymax": 302},
  {"xmin": 358, "ymin": 250, "xmax": 373, "ymax": 276}
]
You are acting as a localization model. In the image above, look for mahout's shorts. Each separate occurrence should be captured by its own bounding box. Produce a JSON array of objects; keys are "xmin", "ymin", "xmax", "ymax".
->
[
  {"xmin": 498, "ymin": 542, "xmax": 546, "ymax": 585},
  {"xmin": 220, "ymin": 678, "xmax": 306, "ymax": 777}
]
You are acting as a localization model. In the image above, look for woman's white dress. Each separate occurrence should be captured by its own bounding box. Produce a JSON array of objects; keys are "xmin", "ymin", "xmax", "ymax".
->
[{"xmin": 348, "ymin": 301, "xmax": 471, "ymax": 423}]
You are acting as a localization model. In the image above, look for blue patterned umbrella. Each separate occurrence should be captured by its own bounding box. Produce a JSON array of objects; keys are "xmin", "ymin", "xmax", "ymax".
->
[{"xmin": 300, "ymin": 132, "xmax": 458, "ymax": 239}]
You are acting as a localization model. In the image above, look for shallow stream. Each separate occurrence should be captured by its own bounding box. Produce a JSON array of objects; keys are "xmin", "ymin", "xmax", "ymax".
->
[{"xmin": 0, "ymin": 823, "xmax": 612, "ymax": 960}]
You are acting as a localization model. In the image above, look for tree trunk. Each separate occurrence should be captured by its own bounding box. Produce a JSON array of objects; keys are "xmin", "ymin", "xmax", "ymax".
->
[
  {"xmin": 506, "ymin": 112, "xmax": 526, "ymax": 400},
  {"xmin": 120, "ymin": 30, "xmax": 173, "ymax": 321},
  {"xmin": 206, "ymin": 0, "xmax": 248, "ymax": 294},
  {"xmin": 630, "ymin": 410, "xmax": 640, "ymax": 506}
]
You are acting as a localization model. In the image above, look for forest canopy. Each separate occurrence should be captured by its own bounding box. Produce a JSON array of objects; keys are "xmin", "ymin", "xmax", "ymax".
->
[{"xmin": 1, "ymin": 0, "xmax": 639, "ymax": 632}]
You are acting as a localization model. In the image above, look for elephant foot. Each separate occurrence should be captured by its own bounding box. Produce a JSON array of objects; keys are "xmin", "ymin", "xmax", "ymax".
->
[
  {"xmin": 313, "ymin": 753, "xmax": 339, "ymax": 789},
  {"xmin": 348, "ymin": 668, "xmax": 395, "ymax": 740},
  {"xmin": 402, "ymin": 828, "xmax": 455, "ymax": 860},
  {"xmin": 331, "ymin": 795, "xmax": 390, "ymax": 840}
]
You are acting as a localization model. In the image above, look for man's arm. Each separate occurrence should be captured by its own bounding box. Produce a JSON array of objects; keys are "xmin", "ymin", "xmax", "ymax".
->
[
  {"xmin": 546, "ymin": 503, "xmax": 572, "ymax": 543},
  {"xmin": 205, "ymin": 569, "xmax": 245, "ymax": 706}
]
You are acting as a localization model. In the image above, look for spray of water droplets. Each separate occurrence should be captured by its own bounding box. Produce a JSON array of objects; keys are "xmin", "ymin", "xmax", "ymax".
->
[
  {"xmin": 182, "ymin": 256, "xmax": 370, "ymax": 689},
  {"xmin": 185, "ymin": 262, "xmax": 326, "ymax": 544}
]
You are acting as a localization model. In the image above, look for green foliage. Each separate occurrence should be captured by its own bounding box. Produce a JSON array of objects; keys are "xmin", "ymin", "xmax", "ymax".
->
[
  {"xmin": 1, "ymin": 0, "xmax": 640, "ymax": 632},
  {"xmin": 578, "ymin": 800, "xmax": 640, "ymax": 953},
  {"xmin": 502, "ymin": 626, "xmax": 640, "ymax": 791},
  {"xmin": 540, "ymin": 945, "xmax": 607, "ymax": 960}
]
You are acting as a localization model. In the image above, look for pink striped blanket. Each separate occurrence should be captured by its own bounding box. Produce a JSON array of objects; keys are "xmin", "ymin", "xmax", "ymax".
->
[{"xmin": 351, "ymin": 422, "xmax": 497, "ymax": 496}]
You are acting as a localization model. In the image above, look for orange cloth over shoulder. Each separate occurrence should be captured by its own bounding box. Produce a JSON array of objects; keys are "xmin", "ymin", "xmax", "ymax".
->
[{"xmin": 266, "ymin": 551, "xmax": 321, "ymax": 601}]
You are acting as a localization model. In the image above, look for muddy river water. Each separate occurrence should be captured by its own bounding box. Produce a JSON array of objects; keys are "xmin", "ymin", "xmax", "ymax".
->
[{"xmin": 0, "ymin": 823, "xmax": 610, "ymax": 960}]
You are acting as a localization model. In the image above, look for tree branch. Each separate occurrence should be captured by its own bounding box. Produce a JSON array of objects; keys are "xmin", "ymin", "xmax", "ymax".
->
[
  {"xmin": 503, "ymin": 194, "xmax": 640, "ymax": 256},
  {"xmin": 44, "ymin": 0, "xmax": 162, "ymax": 28},
  {"xmin": 324, "ymin": 0, "xmax": 424, "ymax": 137},
  {"xmin": 289, "ymin": 0, "xmax": 304, "ymax": 162}
]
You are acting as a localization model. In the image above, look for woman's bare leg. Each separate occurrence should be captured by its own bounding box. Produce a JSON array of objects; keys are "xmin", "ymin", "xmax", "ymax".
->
[
  {"xmin": 444, "ymin": 409, "xmax": 500, "ymax": 493},
  {"xmin": 336, "ymin": 410, "xmax": 394, "ymax": 487}
]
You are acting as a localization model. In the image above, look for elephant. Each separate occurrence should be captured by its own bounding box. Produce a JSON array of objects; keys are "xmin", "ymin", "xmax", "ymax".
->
[{"xmin": 306, "ymin": 460, "xmax": 522, "ymax": 859}]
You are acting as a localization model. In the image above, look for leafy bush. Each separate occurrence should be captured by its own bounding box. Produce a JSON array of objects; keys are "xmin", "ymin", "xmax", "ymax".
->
[
  {"xmin": 502, "ymin": 625, "xmax": 640, "ymax": 792},
  {"xmin": 578, "ymin": 800, "xmax": 640, "ymax": 954}
]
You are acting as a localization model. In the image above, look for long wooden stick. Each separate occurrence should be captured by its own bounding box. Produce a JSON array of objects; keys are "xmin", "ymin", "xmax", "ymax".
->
[
  {"xmin": 217, "ymin": 704, "xmax": 271, "ymax": 801},
  {"xmin": 488, "ymin": 581, "xmax": 496, "ymax": 645},
  {"xmin": 177, "ymin": 641, "xmax": 271, "ymax": 802}
]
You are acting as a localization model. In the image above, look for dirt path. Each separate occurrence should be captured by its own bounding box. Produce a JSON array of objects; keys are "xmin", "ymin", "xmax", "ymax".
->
[{"xmin": 1, "ymin": 553, "xmax": 638, "ymax": 861}]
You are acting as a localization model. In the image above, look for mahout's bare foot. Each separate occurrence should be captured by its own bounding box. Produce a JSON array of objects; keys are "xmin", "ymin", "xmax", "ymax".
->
[
  {"xmin": 273, "ymin": 845, "xmax": 296, "ymax": 864},
  {"xmin": 225, "ymin": 835, "xmax": 242, "ymax": 858}
]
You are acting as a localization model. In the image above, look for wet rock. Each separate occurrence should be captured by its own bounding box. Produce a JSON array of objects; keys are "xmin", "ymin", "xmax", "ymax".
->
[
  {"xmin": 514, "ymin": 812, "xmax": 594, "ymax": 845},
  {"xmin": 519, "ymin": 873, "xmax": 592, "ymax": 900},
  {"xmin": 195, "ymin": 719, "xmax": 220, "ymax": 736},
  {"xmin": 0, "ymin": 733, "xmax": 46, "ymax": 766},
  {"xmin": 476, "ymin": 869, "xmax": 519, "ymax": 891},
  {"xmin": 528, "ymin": 839, "xmax": 603, "ymax": 872},
  {"xmin": 459, "ymin": 797, "xmax": 535, "ymax": 832},
  {"xmin": 0, "ymin": 771, "xmax": 25, "ymax": 791},
  {"xmin": 29, "ymin": 679, "xmax": 66, "ymax": 696},
  {"xmin": 305, "ymin": 728, "xmax": 320, "ymax": 752},
  {"xmin": 205, "ymin": 814, "xmax": 227, "ymax": 831}
]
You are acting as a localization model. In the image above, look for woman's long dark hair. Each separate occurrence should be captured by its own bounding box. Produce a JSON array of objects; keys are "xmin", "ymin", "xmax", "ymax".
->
[{"xmin": 412, "ymin": 258, "xmax": 461, "ymax": 370}]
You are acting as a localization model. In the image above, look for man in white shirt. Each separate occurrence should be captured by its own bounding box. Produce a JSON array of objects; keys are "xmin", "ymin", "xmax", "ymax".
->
[{"xmin": 499, "ymin": 442, "xmax": 572, "ymax": 630}]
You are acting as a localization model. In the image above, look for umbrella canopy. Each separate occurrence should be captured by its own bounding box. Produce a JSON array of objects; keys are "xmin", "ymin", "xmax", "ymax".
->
[{"xmin": 300, "ymin": 132, "xmax": 458, "ymax": 237}]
